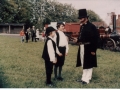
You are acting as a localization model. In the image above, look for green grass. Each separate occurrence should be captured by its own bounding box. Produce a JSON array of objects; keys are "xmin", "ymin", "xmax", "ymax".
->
[{"xmin": 0, "ymin": 35, "xmax": 120, "ymax": 88}]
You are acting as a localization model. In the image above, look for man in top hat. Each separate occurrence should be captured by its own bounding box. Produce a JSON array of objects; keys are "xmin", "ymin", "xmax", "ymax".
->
[{"xmin": 74, "ymin": 9, "xmax": 100, "ymax": 84}]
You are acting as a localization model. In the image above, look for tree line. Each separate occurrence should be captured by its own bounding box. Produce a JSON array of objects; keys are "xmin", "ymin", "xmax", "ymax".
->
[{"xmin": 0, "ymin": 0, "xmax": 103, "ymax": 31}]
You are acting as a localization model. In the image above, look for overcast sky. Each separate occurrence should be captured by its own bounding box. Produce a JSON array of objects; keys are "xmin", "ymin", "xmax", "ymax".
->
[{"xmin": 56, "ymin": 0, "xmax": 120, "ymax": 25}]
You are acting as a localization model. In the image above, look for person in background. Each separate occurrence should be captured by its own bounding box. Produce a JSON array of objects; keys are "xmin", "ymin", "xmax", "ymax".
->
[
  {"xmin": 25, "ymin": 28, "xmax": 30, "ymax": 43},
  {"xmin": 43, "ymin": 26, "xmax": 47, "ymax": 42},
  {"xmin": 105, "ymin": 26, "xmax": 111, "ymax": 34},
  {"xmin": 31, "ymin": 26, "xmax": 36, "ymax": 42},
  {"xmin": 74, "ymin": 9, "xmax": 100, "ymax": 85},
  {"xmin": 53, "ymin": 22, "xmax": 69, "ymax": 81},
  {"xmin": 35, "ymin": 29, "xmax": 40, "ymax": 41},
  {"xmin": 27, "ymin": 27, "xmax": 31, "ymax": 41},
  {"xmin": 42, "ymin": 27, "xmax": 62, "ymax": 87},
  {"xmin": 42, "ymin": 31, "xmax": 46, "ymax": 42},
  {"xmin": 20, "ymin": 29, "xmax": 25, "ymax": 43}
]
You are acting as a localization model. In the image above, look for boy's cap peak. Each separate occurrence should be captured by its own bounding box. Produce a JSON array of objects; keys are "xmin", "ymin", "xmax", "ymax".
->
[
  {"xmin": 45, "ymin": 26, "xmax": 56, "ymax": 35},
  {"xmin": 57, "ymin": 21, "xmax": 65, "ymax": 25}
]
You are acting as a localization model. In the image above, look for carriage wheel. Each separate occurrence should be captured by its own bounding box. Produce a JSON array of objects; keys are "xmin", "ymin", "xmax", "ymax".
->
[{"xmin": 103, "ymin": 38, "xmax": 116, "ymax": 51}]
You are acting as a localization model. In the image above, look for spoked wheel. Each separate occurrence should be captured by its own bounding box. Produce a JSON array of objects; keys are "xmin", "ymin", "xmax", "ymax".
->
[{"xmin": 103, "ymin": 38, "xmax": 116, "ymax": 51}]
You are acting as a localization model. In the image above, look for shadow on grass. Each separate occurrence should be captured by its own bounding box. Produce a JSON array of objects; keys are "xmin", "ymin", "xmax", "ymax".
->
[
  {"xmin": 0, "ymin": 72, "xmax": 3, "ymax": 88},
  {"xmin": 0, "ymin": 80, "xmax": 2, "ymax": 88},
  {"xmin": 0, "ymin": 67, "xmax": 8, "ymax": 88},
  {"xmin": 0, "ymin": 71, "xmax": 10, "ymax": 88}
]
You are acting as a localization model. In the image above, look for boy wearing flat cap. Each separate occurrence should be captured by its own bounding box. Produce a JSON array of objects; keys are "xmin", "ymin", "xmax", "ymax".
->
[
  {"xmin": 53, "ymin": 22, "xmax": 69, "ymax": 81},
  {"xmin": 42, "ymin": 26, "xmax": 62, "ymax": 87}
]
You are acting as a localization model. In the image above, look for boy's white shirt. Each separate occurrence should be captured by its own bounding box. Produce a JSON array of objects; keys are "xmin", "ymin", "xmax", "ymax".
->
[
  {"xmin": 53, "ymin": 30, "xmax": 69, "ymax": 53},
  {"xmin": 47, "ymin": 36, "xmax": 60, "ymax": 62}
]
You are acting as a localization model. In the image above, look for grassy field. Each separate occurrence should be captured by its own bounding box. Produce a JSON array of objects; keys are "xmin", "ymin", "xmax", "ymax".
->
[{"xmin": 0, "ymin": 35, "xmax": 120, "ymax": 88}]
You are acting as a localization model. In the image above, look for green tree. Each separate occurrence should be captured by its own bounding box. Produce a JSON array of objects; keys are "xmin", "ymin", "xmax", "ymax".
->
[
  {"xmin": 0, "ymin": 0, "xmax": 103, "ymax": 30},
  {"xmin": 87, "ymin": 10, "xmax": 102, "ymax": 22},
  {"xmin": 0, "ymin": 0, "xmax": 33, "ymax": 29},
  {"xmin": 0, "ymin": 0, "xmax": 15, "ymax": 23}
]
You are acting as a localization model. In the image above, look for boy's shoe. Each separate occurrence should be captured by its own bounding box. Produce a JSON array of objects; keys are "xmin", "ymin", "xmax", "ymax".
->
[
  {"xmin": 46, "ymin": 82, "xmax": 54, "ymax": 87},
  {"xmin": 46, "ymin": 83, "xmax": 54, "ymax": 87},
  {"xmin": 57, "ymin": 77, "xmax": 63, "ymax": 81}
]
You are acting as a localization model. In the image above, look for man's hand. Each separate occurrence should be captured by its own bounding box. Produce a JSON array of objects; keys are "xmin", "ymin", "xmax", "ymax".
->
[
  {"xmin": 91, "ymin": 52, "xmax": 95, "ymax": 55},
  {"xmin": 58, "ymin": 53, "xmax": 63, "ymax": 56},
  {"xmin": 73, "ymin": 38, "xmax": 77, "ymax": 43},
  {"xmin": 52, "ymin": 59, "xmax": 57, "ymax": 64}
]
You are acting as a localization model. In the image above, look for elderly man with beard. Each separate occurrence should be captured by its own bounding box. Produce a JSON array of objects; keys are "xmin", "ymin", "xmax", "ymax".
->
[{"xmin": 74, "ymin": 9, "xmax": 100, "ymax": 84}]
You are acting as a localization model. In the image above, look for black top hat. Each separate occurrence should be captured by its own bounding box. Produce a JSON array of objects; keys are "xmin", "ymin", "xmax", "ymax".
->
[
  {"xmin": 78, "ymin": 9, "xmax": 88, "ymax": 19},
  {"xmin": 45, "ymin": 26, "xmax": 56, "ymax": 35}
]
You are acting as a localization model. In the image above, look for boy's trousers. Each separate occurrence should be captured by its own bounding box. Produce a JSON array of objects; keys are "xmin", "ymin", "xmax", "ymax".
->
[{"xmin": 45, "ymin": 60, "xmax": 53, "ymax": 84}]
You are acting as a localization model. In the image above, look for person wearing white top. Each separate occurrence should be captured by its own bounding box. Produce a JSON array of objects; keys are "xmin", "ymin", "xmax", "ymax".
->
[
  {"xmin": 42, "ymin": 27, "xmax": 62, "ymax": 87},
  {"xmin": 53, "ymin": 22, "xmax": 69, "ymax": 81},
  {"xmin": 35, "ymin": 29, "xmax": 40, "ymax": 40}
]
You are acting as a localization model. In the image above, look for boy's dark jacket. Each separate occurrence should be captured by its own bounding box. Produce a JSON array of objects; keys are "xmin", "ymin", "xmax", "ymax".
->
[{"xmin": 42, "ymin": 37, "xmax": 57, "ymax": 61}]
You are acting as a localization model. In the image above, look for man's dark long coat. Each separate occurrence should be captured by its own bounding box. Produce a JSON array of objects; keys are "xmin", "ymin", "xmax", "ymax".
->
[{"xmin": 76, "ymin": 21, "xmax": 100, "ymax": 69}]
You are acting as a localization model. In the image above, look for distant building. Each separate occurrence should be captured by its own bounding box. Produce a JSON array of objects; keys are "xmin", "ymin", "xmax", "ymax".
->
[
  {"xmin": 109, "ymin": 12, "xmax": 120, "ymax": 33},
  {"xmin": 116, "ymin": 15, "xmax": 120, "ymax": 32},
  {"xmin": 0, "ymin": 23, "xmax": 25, "ymax": 34}
]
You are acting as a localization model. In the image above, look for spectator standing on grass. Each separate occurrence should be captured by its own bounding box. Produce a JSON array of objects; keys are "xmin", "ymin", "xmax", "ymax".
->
[
  {"xmin": 27, "ymin": 27, "xmax": 31, "ymax": 41},
  {"xmin": 31, "ymin": 26, "xmax": 37, "ymax": 42},
  {"xmin": 28, "ymin": 27, "xmax": 31, "ymax": 40},
  {"xmin": 42, "ymin": 31, "xmax": 46, "ymax": 42},
  {"xmin": 43, "ymin": 26, "xmax": 47, "ymax": 42},
  {"xmin": 53, "ymin": 22, "xmax": 69, "ymax": 81},
  {"xmin": 42, "ymin": 27, "xmax": 62, "ymax": 87},
  {"xmin": 74, "ymin": 9, "xmax": 100, "ymax": 85},
  {"xmin": 35, "ymin": 29, "xmax": 40, "ymax": 41},
  {"xmin": 25, "ymin": 28, "xmax": 30, "ymax": 43},
  {"xmin": 20, "ymin": 29, "xmax": 25, "ymax": 43}
]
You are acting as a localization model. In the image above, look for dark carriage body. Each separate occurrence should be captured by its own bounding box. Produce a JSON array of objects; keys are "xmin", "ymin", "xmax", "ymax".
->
[{"xmin": 99, "ymin": 15, "xmax": 120, "ymax": 51}]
